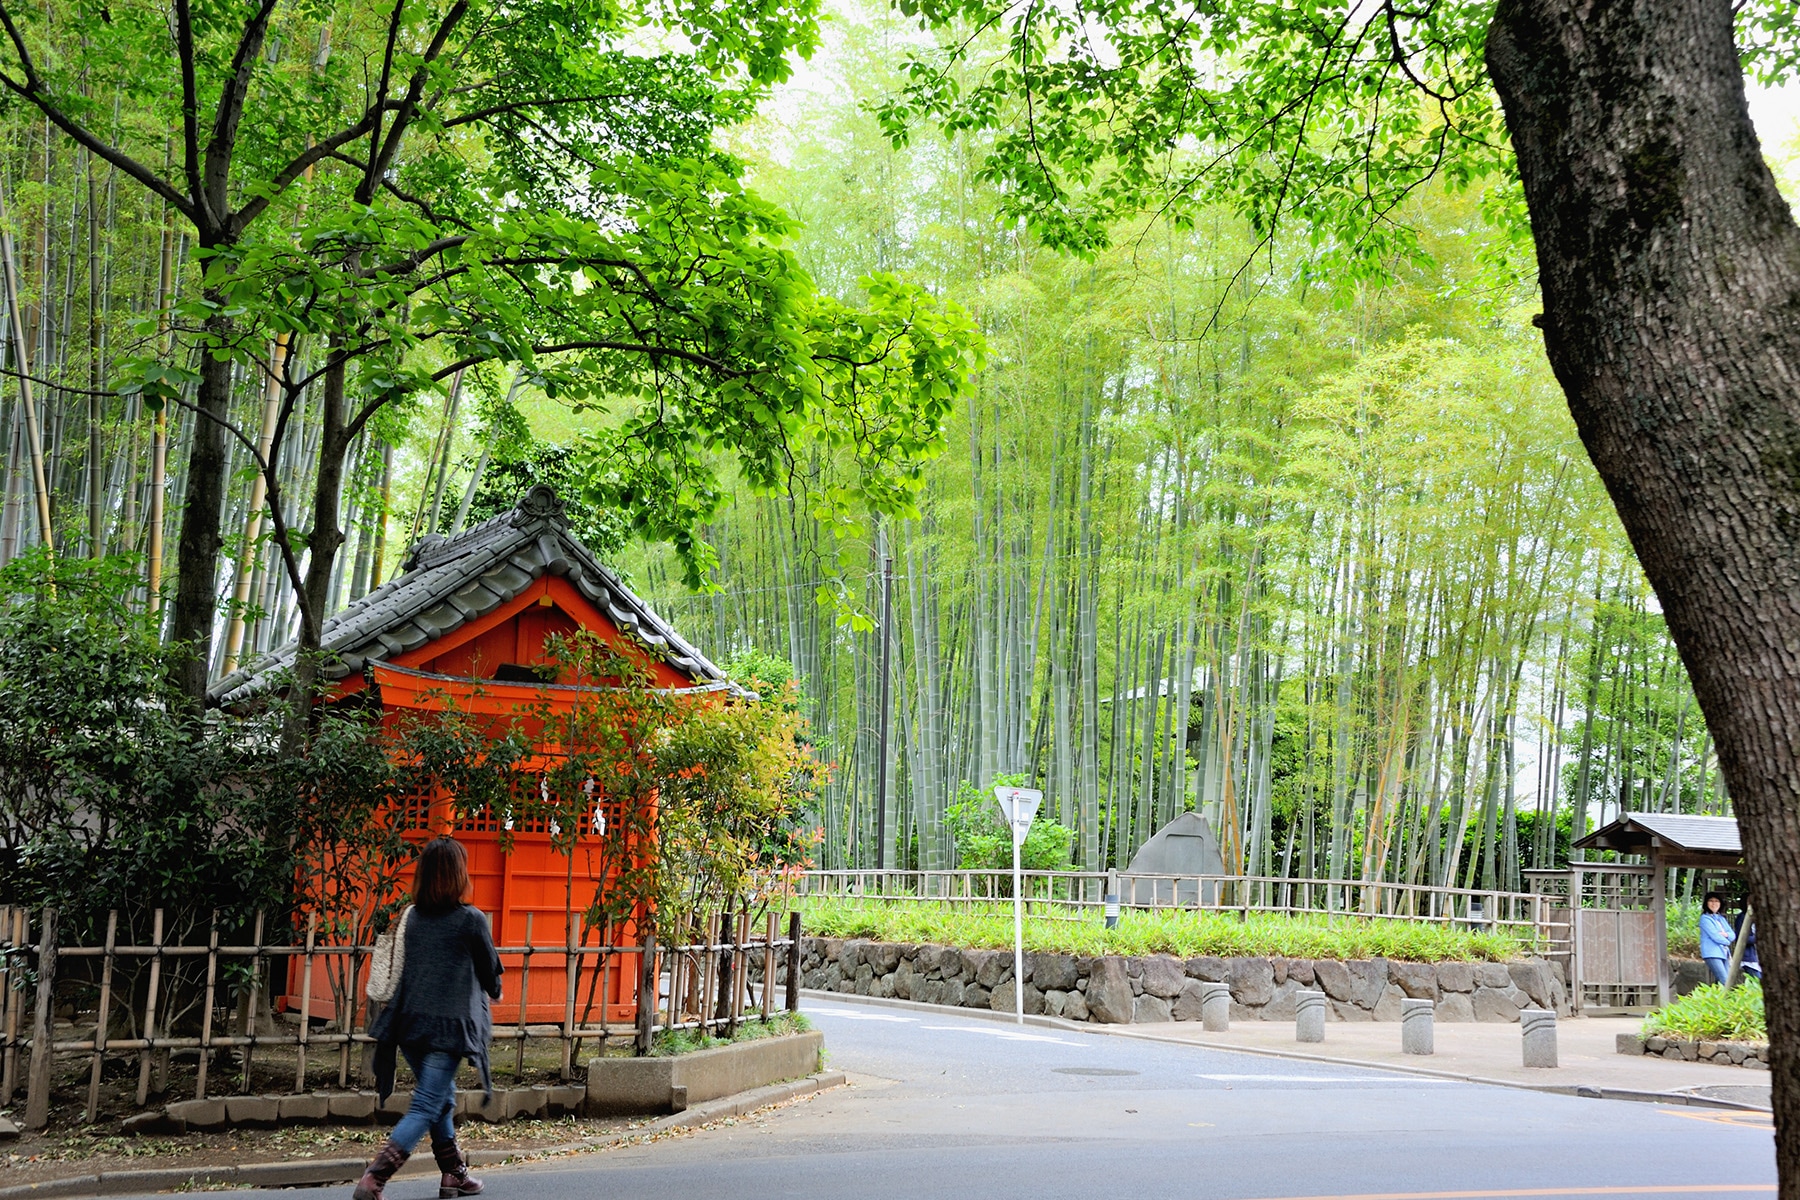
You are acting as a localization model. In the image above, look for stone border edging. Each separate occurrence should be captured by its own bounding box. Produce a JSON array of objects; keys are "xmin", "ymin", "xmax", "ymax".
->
[
  {"xmin": 799, "ymin": 988, "xmax": 1771, "ymax": 1114},
  {"xmin": 1618, "ymin": 1033, "xmax": 1771, "ymax": 1069},
  {"xmin": 0, "ymin": 1071, "xmax": 847, "ymax": 1199}
]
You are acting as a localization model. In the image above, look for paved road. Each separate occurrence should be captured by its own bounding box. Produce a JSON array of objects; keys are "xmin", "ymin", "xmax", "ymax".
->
[{"xmin": 386, "ymin": 999, "xmax": 1778, "ymax": 1200}]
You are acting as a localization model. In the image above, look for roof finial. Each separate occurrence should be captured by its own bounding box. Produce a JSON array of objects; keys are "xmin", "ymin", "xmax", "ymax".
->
[{"xmin": 514, "ymin": 484, "xmax": 566, "ymax": 525}]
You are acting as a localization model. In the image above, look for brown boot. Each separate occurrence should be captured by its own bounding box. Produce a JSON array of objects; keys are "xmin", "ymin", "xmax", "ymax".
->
[
  {"xmin": 432, "ymin": 1136, "xmax": 484, "ymax": 1197},
  {"xmin": 353, "ymin": 1138, "xmax": 411, "ymax": 1200}
]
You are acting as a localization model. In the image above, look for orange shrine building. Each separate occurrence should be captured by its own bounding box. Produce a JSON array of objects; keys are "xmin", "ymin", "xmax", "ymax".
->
[{"xmin": 210, "ymin": 484, "xmax": 744, "ymax": 1025}]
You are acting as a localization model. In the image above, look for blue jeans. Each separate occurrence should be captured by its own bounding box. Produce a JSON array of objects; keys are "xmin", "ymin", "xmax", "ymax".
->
[
  {"xmin": 1704, "ymin": 957, "xmax": 1730, "ymax": 985},
  {"xmin": 391, "ymin": 1048, "xmax": 460, "ymax": 1152}
]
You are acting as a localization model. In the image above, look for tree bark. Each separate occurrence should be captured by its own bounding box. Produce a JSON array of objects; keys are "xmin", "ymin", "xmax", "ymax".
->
[
  {"xmin": 168, "ymin": 304, "xmax": 233, "ymax": 713},
  {"xmin": 1487, "ymin": 0, "xmax": 1800, "ymax": 1190},
  {"xmin": 282, "ymin": 350, "xmax": 350, "ymax": 754}
]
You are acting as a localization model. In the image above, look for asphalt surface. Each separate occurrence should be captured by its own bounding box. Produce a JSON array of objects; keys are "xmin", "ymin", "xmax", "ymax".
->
[
  {"xmin": 431, "ymin": 999, "xmax": 1776, "ymax": 1200},
  {"xmin": 141, "ymin": 998, "xmax": 1780, "ymax": 1200}
]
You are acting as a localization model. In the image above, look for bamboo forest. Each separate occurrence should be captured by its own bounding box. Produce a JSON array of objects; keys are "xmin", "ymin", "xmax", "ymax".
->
[{"xmin": 0, "ymin": 0, "xmax": 1759, "ymax": 898}]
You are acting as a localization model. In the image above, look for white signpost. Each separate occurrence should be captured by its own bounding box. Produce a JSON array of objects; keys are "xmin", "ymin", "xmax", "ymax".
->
[{"xmin": 993, "ymin": 784, "xmax": 1043, "ymax": 1025}]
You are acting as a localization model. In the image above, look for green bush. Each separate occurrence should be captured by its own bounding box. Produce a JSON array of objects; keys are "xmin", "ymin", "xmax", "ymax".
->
[
  {"xmin": 1643, "ymin": 981, "xmax": 1766, "ymax": 1042},
  {"xmin": 799, "ymin": 897, "xmax": 1526, "ymax": 962},
  {"xmin": 946, "ymin": 775, "xmax": 1073, "ymax": 871}
]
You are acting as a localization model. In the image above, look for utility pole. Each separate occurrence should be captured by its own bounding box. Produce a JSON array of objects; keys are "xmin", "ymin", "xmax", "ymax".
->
[{"xmin": 875, "ymin": 546, "xmax": 894, "ymax": 872}]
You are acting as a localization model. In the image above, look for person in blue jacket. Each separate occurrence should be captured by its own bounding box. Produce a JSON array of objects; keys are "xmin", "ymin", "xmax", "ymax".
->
[{"xmin": 1700, "ymin": 892, "xmax": 1735, "ymax": 985}]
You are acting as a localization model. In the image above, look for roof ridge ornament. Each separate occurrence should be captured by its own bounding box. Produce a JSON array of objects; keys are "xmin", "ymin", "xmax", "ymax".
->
[{"xmin": 513, "ymin": 484, "xmax": 567, "ymax": 526}]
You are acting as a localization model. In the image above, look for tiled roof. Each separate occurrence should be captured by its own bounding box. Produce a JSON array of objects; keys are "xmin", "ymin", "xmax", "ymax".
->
[
  {"xmin": 1572, "ymin": 812, "xmax": 1742, "ymax": 857},
  {"xmin": 209, "ymin": 485, "xmax": 730, "ymax": 706}
]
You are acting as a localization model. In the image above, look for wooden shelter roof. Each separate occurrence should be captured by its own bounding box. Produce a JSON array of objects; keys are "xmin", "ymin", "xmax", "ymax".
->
[
  {"xmin": 1572, "ymin": 812, "xmax": 1743, "ymax": 867},
  {"xmin": 210, "ymin": 484, "xmax": 731, "ymax": 706}
]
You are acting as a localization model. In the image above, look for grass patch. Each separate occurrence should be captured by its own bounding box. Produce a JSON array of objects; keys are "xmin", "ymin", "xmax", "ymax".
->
[
  {"xmin": 798, "ymin": 897, "xmax": 1526, "ymax": 963},
  {"xmin": 1643, "ymin": 981, "xmax": 1766, "ymax": 1042},
  {"xmin": 649, "ymin": 1009, "xmax": 812, "ymax": 1057}
]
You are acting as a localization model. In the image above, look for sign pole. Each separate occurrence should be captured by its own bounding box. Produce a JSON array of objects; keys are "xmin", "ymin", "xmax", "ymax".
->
[{"xmin": 993, "ymin": 784, "xmax": 1042, "ymax": 1028}]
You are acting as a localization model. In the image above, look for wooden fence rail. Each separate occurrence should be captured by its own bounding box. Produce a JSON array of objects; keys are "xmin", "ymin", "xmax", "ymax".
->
[{"xmin": 1, "ymin": 905, "xmax": 802, "ymax": 1130}]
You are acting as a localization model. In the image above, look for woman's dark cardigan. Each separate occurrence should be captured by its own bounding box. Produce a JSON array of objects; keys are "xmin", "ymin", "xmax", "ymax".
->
[{"xmin": 368, "ymin": 904, "xmax": 504, "ymax": 1100}]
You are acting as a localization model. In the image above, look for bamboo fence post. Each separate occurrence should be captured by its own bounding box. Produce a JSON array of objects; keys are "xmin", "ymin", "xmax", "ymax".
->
[
  {"xmin": 135, "ymin": 908, "xmax": 163, "ymax": 1107},
  {"xmin": 730, "ymin": 911, "xmax": 750, "ymax": 1036},
  {"xmin": 760, "ymin": 912, "xmax": 776, "ymax": 1023},
  {"xmin": 2, "ymin": 907, "xmax": 20, "ymax": 1105},
  {"xmin": 83, "ymin": 910, "xmax": 118, "ymax": 1122},
  {"xmin": 24, "ymin": 908, "xmax": 57, "ymax": 1130},
  {"xmin": 634, "ymin": 934, "xmax": 656, "ymax": 1056},
  {"xmin": 561, "ymin": 915, "xmax": 579, "ymax": 1082},
  {"xmin": 516, "ymin": 912, "xmax": 533, "ymax": 1080},
  {"xmin": 194, "ymin": 913, "xmax": 219, "ymax": 1100},
  {"xmin": 294, "ymin": 912, "xmax": 316, "ymax": 1093},
  {"xmin": 598, "ymin": 930, "xmax": 612, "ymax": 1043},
  {"xmin": 697, "ymin": 916, "xmax": 715, "ymax": 1036},
  {"xmin": 240, "ymin": 910, "xmax": 265, "ymax": 1093},
  {"xmin": 784, "ymin": 912, "xmax": 801, "ymax": 1014}
]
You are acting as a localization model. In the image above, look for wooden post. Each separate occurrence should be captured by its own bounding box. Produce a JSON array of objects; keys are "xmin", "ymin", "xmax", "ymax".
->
[
  {"xmin": 84, "ymin": 910, "xmax": 118, "ymax": 1122},
  {"xmin": 240, "ymin": 910, "xmax": 264, "ymax": 1093},
  {"xmin": 516, "ymin": 912, "xmax": 533, "ymax": 1080},
  {"xmin": 2, "ymin": 907, "xmax": 21, "ymax": 1105},
  {"xmin": 136, "ymin": 909, "xmax": 164, "ymax": 1107},
  {"xmin": 561, "ymin": 915, "xmax": 579, "ymax": 1081},
  {"xmin": 784, "ymin": 912, "xmax": 801, "ymax": 1014},
  {"xmin": 24, "ymin": 908, "xmax": 57, "ymax": 1130},
  {"xmin": 1651, "ymin": 854, "xmax": 1671, "ymax": 1006},
  {"xmin": 760, "ymin": 912, "xmax": 776, "ymax": 1023},
  {"xmin": 295, "ymin": 912, "xmax": 316, "ymax": 1093},
  {"xmin": 715, "ymin": 913, "xmax": 735, "ymax": 1033},
  {"xmin": 195, "ymin": 913, "xmax": 220, "ymax": 1100},
  {"xmin": 634, "ymin": 934, "xmax": 656, "ymax": 1056},
  {"xmin": 731, "ymin": 911, "xmax": 751, "ymax": 1036}
]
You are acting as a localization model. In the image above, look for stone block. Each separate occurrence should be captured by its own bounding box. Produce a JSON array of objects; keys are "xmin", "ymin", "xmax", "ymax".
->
[
  {"xmin": 1032, "ymin": 953, "xmax": 1079, "ymax": 993},
  {"xmin": 963, "ymin": 984, "xmax": 991, "ymax": 1009},
  {"xmin": 1373, "ymin": 983, "xmax": 1405, "ymax": 1023},
  {"xmin": 1125, "ymin": 958, "xmax": 1144, "ymax": 979},
  {"xmin": 1044, "ymin": 989, "xmax": 1068, "ymax": 1017},
  {"xmin": 1200, "ymin": 981, "xmax": 1231, "ymax": 1032},
  {"xmin": 1436, "ymin": 962, "xmax": 1475, "ymax": 993},
  {"xmin": 1616, "ymin": 1034, "xmax": 1646, "ymax": 1056},
  {"xmin": 1349, "ymin": 960, "xmax": 1390, "ymax": 1010},
  {"xmin": 868, "ymin": 942, "xmax": 902, "ymax": 975},
  {"xmin": 547, "ymin": 1085, "xmax": 586, "ymax": 1116},
  {"xmin": 1285, "ymin": 959, "xmax": 1316, "ymax": 986},
  {"xmin": 1508, "ymin": 961, "xmax": 1555, "ymax": 1010},
  {"xmin": 1727, "ymin": 1044, "xmax": 1749, "ymax": 1065},
  {"xmin": 939, "ymin": 980, "xmax": 965, "ymax": 1008},
  {"xmin": 1184, "ymin": 955, "xmax": 1230, "ymax": 982},
  {"xmin": 1064, "ymin": 990, "xmax": 1089, "ymax": 1022},
  {"xmin": 814, "ymin": 937, "xmax": 842, "ymax": 964},
  {"xmin": 1313, "ymin": 959, "xmax": 1354, "ymax": 1002},
  {"xmin": 1745, "ymin": 1057, "xmax": 1771, "ymax": 1071},
  {"xmin": 276, "ymin": 1092, "xmax": 331, "ymax": 1124},
  {"xmin": 1295, "ymin": 990, "xmax": 1326, "ymax": 1042},
  {"xmin": 1263, "ymin": 978, "xmax": 1301, "ymax": 1021},
  {"xmin": 891, "ymin": 958, "xmax": 919, "ymax": 1000},
  {"xmin": 1520, "ymin": 1008, "xmax": 1557, "ymax": 1069},
  {"xmin": 223, "ymin": 1094, "xmax": 281, "ymax": 1127},
  {"xmin": 839, "ymin": 939, "xmax": 866, "ymax": 969},
  {"xmin": 1474, "ymin": 962, "xmax": 1512, "ymax": 989},
  {"xmin": 1130, "ymin": 978, "xmax": 1145, "ymax": 997},
  {"xmin": 974, "ymin": 951, "xmax": 1014, "ymax": 989},
  {"xmin": 507, "ymin": 1086, "xmax": 549, "ymax": 1121},
  {"xmin": 377, "ymin": 1090, "xmax": 414, "ymax": 1121},
  {"xmin": 1472, "ymin": 986, "xmax": 1522, "ymax": 1023},
  {"xmin": 938, "ymin": 948, "xmax": 965, "ymax": 980},
  {"xmin": 1087, "ymin": 957, "xmax": 1135, "ymax": 1024},
  {"xmin": 1172, "ymin": 979, "xmax": 1207, "ymax": 1022},
  {"xmin": 1330, "ymin": 999, "xmax": 1372, "ymax": 1022},
  {"xmin": 1134, "ymin": 994, "xmax": 1174, "ymax": 1023},
  {"xmin": 1401, "ymin": 998, "xmax": 1434, "ymax": 1055},
  {"xmin": 1389, "ymin": 961, "xmax": 1438, "ymax": 1000},
  {"xmin": 875, "ymin": 972, "xmax": 896, "ymax": 998},
  {"xmin": 989, "ymin": 980, "xmax": 1044, "ymax": 1016},
  {"xmin": 1435, "ymin": 993, "xmax": 1475, "ymax": 1023},
  {"xmin": 1271, "ymin": 958, "xmax": 1288, "ymax": 986},
  {"xmin": 1698, "ymin": 1041, "xmax": 1721, "ymax": 1060},
  {"xmin": 854, "ymin": 963, "xmax": 875, "ymax": 989},
  {"xmin": 1229, "ymin": 958, "xmax": 1276, "ymax": 1008},
  {"xmin": 1140, "ymin": 955, "xmax": 1186, "ymax": 999},
  {"xmin": 122, "ymin": 1110, "xmax": 187, "ymax": 1136},
  {"xmin": 1645, "ymin": 1036, "xmax": 1668, "ymax": 1053}
]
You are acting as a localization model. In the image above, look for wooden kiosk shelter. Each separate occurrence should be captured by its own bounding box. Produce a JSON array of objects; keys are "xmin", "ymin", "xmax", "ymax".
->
[
  {"xmin": 1540, "ymin": 812, "xmax": 1745, "ymax": 1009},
  {"xmin": 209, "ymin": 484, "xmax": 743, "ymax": 1026}
]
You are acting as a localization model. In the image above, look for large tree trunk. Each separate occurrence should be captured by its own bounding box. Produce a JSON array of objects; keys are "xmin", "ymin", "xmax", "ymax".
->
[
  {"xmin": 168, "ymin": 304, "xmax": 235, "ymax": 714},
  {"xmin": 1487, "ymin": 0, "xmax": 1800, "ymax": 1190}
]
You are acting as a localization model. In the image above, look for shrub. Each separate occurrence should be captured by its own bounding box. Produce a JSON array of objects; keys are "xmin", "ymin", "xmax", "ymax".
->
[
  {"xmin": 1643, "ymin": 981, "xmax": 1766, "ymax": 1042},
  {"xmin": 945, "ymin": 774, "xmax": 1073, "ymax": 871}
]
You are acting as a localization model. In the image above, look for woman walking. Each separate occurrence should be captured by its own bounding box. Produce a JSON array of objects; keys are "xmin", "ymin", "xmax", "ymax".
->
[
  {"xmin": 1699, "ymin": 891, "xmax": 1734, "ymax": 986},
  {"xmin": 355, "ymin": 837, "xmax": 504, "ymax": 1200}
]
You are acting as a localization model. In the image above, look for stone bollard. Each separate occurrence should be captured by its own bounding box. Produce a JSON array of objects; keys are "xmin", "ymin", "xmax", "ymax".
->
[
  {"xmin": 1294, "ymin": 990, "xmax": 1326, "ymax": 1043},
  {"xmin": 1521, "ymin": 1007, "xmax": 1558, "ymax": 1069},
  {"xmin": 1400, "ymin": 998, "xmax": 1434, "ymax": 1055},
  {"xmin": 1199, "ymin": 981, "xmax": 1231, "ymax": 1032}
]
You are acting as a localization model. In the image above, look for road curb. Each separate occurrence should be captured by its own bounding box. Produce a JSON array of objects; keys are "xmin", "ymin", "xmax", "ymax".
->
[
  {"xmin": 799, "ymin": 988, "xmax": 1771, "ymax": 1113},
  {"xmin": 0, "ymin": 1071, "xmax": 847, "ymax": 1199}
]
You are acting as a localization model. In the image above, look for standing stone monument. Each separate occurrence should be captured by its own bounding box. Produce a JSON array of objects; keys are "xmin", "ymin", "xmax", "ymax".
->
[
  {"xmin": 1294, "ymin": 990, "xmax": 1326, "ymax": 1043},
  {"xmin": 1200, "ymin": 981, "xmax": 1231, "ymax": 1032},
  {"xmin": 1520, "ymin": 1008, "xmax": 1558, "ymax": 1068},
  {"xmin": 1400, "ymin": 998, "xmax": 1434, "ymax": 1055}
]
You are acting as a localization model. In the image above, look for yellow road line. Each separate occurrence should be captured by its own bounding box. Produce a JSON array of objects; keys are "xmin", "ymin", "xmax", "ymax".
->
[{"xmin": 1239, "ymin": 1187, "xmax": 1774, "ymax": 1200}]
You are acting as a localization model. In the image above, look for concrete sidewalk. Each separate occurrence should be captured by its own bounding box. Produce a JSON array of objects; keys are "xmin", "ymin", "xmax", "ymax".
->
[{"xmin": 801, "ymin": 988, "xmax": 1774, "ymax": 1113}]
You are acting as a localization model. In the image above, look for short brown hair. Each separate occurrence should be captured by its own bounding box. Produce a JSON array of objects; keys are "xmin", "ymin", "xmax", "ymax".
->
[{"xmin": 414, "ymin": 837, "xmax": 472, "ymax": 915}]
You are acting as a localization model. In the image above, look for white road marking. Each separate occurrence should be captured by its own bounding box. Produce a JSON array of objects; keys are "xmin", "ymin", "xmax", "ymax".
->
[
  {"xmin": 919, "ymin": 1025, "xmax": 1079, "ymax": 1045},
  {"xmin": 1198, "ymin": 1073, "xmax": 1453, "ymax": 1083},
  {"xmin": 808, "ymin": 1010, "xmax": 919, "ymax": 1022}
]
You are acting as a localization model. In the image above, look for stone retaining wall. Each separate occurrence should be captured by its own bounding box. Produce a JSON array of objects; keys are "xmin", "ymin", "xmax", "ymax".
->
[
  {"xmin": 768, "ymin": 937, "xmax": 1570, "ymax": 1024},
  {"xmin": 1616, "ymin": 1032, "xmax": 1770, "ymax": 1069}
]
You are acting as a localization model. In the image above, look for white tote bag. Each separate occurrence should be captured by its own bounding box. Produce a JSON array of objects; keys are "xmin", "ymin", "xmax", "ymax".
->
[{"xmin": 366, "ymin": 906, "xmax": 413, "ymax": 1003}]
